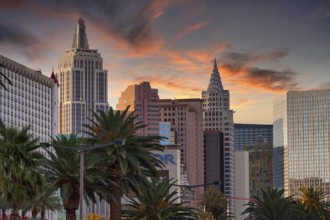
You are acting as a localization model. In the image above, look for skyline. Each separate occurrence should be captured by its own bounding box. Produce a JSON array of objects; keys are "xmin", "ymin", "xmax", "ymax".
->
[{"xmin": 1, "ymin": 0, "xmax": 330, "ymax": 124}]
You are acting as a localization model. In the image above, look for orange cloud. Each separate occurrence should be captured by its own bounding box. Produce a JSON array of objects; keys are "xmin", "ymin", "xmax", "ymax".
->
[{"xmin": 174, "ymin": 20, "xmax": 207, "ymax": 40}]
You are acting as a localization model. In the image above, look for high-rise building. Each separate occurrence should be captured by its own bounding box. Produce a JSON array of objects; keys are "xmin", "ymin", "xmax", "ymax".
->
[
  {"xmin": 234, "ymin": 123, "xmax": 273, "ymax": 150},
  {"xmin": 234, "ymin": 150, "xmax": 249, "ymax": 220},
  {"xmin": 159, "ymin": 99, "xmax": 204, "ymax": 206},
  {"xmin": 274, "ymin": 89, "xmax": 330, "ymax": 197},
  {"xmin": 56, "ymin": 18, "xmax": 109, "ymax": 134},
  {"xmin": 245, "ymin": 139, "xmax": 273, "ymax": 197},
  {"xmin": 273, "ymin": 96, "xmax": 287, "ymax": 190},
  {"xmin": 204, "ymin": 131, "xmax": 224, "ymax": 192},
  {"xmin": 116, "ymin": 81, "xmax": 160, "ymax": 136},
  {"xmin": 0, "ymin": 54, "xmax": 58, "ymax": 143},
  {"xmin": 202, "ymin": 59, "xmax": 234, "ymax": 210}
]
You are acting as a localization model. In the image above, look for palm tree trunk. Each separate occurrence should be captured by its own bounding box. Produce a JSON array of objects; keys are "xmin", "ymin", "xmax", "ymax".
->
[
  {"xmin": 41, "ymin": 208, "xmax": 45, "ymax": 220},
  {"xmin": 2, "ymin": 209, "xmax": 7, "ymax": 220},
  {"xmin": 31, "ymin": 207, "xmax": 38, "ymax": 220},
  {"xmin": 11, "ymin": 205, "xmax": 19, "ymax": 220},
  {"xmin": 65, "ymin": 208, "xmax": 77, "ymax": 220},
  {"xmin": 110, "ymin": 188, "xmax": 122, "ymax": 220}
]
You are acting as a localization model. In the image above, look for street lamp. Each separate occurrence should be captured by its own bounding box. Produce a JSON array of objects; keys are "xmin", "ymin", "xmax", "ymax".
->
[
  {"xmin": 41, "ymin": 139, "xmax": 125, "ymax": 220},
  {"xmin": 174, "ymin": 181, "xmax": 220, "ymax": 206}
]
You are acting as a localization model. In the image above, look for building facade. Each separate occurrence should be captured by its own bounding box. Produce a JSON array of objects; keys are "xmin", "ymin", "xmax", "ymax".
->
[
  {"xmin": 116, "ymin": 81, "xmax": 160, "ymax": 136},
  {"xmin": 286, "ymin": 89, "xmax": 330, "ymax": 196},
  {"xmin": 234, "ymin": 150, "xmax": 249, "ymax": 220},
  {"xmin": 202, "ymin": 59, "xmax": 234, "ymax": 211},
  {"xmin": 0, "ymin": 54, "xmax": 58, "ymax": 143},
  {"xmin": 204, "ymin": 131, "xmax": 224, "ymax": 192},
  {"xmin": 273, "ymin": 96, "xmax": 287, "ymax": 190},
  {"xmin": 234, "ymin": 123, "xmax": 273, "ymax": 150},
  {"xmin": 159, "ymin": 99, "xmax": 204, "ymax": 206},
  {"xmin": 245, "ymin": 139, "xmax": 273, "ymax": 197},
  {"xmin": 56, "ymin": 18, "xmax": 109, "ymax": 134}
]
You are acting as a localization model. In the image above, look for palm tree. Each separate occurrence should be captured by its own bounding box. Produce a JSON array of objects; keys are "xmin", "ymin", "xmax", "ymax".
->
[
  {"xmin": 42, "ymin": 134, "xmax": 111, "ymax": 220},
  {"xmin": 84, "ymin": 106, "xmax": 164, "ymax": 220},
  {"xmin": 299, "ymin": 187, "xmax": 330, "ymax": 219},
  {"xmin": 242, "ymin": 188, "xmax": 304, "ymax": 220},
  {"xmin": 24, "ymin": 184, "xmax": 62, "ymax": 220},
  {"xmin": 0, "ymin": 63, "xmax": 12, "ymax": 90},
  {"xmin": 198, "ymin": 212, "xmax": 216, "ymax": 220},
  {"xmin": 200, "ymin": 188, "xmax": 227, "ymax": 220},
  {"xmin": 123, "ymin": 178, "xmax": 197, "ymax": 220},
  {"xmin": 0, "ymin": 120, "xmax": 45, "ymax": 220}
]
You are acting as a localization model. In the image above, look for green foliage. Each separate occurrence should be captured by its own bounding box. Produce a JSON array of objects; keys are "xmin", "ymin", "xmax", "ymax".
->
[
  {"xmin": 123, "ymin": 178, "xmax": 197, "ymax": 220},
  {"xmin": 201, "ymin": 188, "xmax": 227, "ymax": 220},
  {"xmin": 0, "ymin": 119, "xmax": 45, "ymax": 219},
  {"xmin": 84, "ymin": 106, "xmax": 165, "ymax": 220},
  {"xmin": 42, "ymin": 134, "xmax": 112, "ymax": 220},
  {"xmin": 243, "ymin": 188, "xmax": 304, "ymax": 220},
  {"xmin": 298, "ymin": 187, "xmax": 330, "ymax": 220}
]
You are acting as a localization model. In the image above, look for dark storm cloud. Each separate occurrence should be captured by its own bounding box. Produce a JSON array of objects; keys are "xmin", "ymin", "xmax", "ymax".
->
[
  {"xmin": 220, "ymin": 50, "xmax": 298, "ymax": 92},
  {"xmin": 0, "ymin": 24, "xmax": 45, "ymax": 60},
  {"xmin": 33, "ymin": 0, "xmax": 173, "ymax": 51}
]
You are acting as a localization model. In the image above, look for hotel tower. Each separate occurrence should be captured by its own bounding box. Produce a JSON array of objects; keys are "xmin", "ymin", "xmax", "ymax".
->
[
  {"xmin": 202, "ymin": 59, "xmax": 235, "ymax": 211},
  {"xmin": 56, "ymin": 18, "xmax": 109, "ymax": 134}
]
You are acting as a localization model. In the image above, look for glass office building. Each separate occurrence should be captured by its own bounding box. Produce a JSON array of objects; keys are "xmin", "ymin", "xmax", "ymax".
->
[
  {"xmin": 287, "ymin": 89, "xmax": 330, "ymax": 196},
  {"xmin": 274, "ymin": 90, "xmax": 330, "ymax": 197}
]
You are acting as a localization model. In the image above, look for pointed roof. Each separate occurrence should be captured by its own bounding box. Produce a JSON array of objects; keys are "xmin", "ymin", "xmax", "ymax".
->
[
  {"xmin": 72, "ymin": 18, "xmax": 89, "ymax": 49},
  {"xmin": 50, "ymin": 68, "xmax": 59, "ymax": 86},
  {"xmin": 207, "ymin": 58, "xmax": 223, "ymax": 92}
]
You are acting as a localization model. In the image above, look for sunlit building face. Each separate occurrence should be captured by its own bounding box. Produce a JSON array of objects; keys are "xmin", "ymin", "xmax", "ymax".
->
[{"xmin": 286, "ymin": 89, "xmax": 330, "ymax": 197}]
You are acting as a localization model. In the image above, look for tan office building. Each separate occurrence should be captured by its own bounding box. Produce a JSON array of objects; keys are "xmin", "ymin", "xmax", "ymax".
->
[
  {"xmin": 159, "ymin": 99, "xmax": 204, "ymax": 206},
  {"xmin": 116, "ymin": 81, "xmax": 160, "ymax": 136}
]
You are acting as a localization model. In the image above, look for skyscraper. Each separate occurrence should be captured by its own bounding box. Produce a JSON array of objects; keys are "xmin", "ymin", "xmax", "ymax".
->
[
  {"xmin": 116, "ymin": 81, "xmax": 160, "ymax": 136},
  {"xmin": 202, "ymin": 59, "xmax": 234, "ymax": 210},
  {"xmin": 159, "ymin": 99, "xmax": 204, "ymax": 205},
  {"xmin": 273, "ymin": 96, "xmax": 287, "ymax": 190},
  {"xmin": 56, "ymin": 18, "xmax": 109, "ymax": 134},
  {"xmin": 274, "ymin": 89, "xmax": 330, "ymax": 197},
  {"xmin": 0, "ymin": 54, "xmax": 58, "ymax": 142}
]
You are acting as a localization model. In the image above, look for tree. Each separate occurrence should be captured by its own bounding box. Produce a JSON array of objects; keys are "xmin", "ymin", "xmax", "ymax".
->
[
  {"xmin": 84, "ymin": 106, "xmax": 164, "ymax": 220},
  {"xmin": 0, "ymin": 120, "xmax": 45, "ymax": 220},
  {"xmin": 123, "ymin": 178, "xmax": 197, "ymax": 220},
  {"xmin": 42, "ymin": 134, "xmax": 111, "ymax": 220},
  {"xmin": 0, "ymin": 63, "xmax": 12, "ymax": 90},
  {"xmin": 200, "ymin": 188, "xmax": 227, "ymax": 220},
  {"xmin": 299, "ymin": 187, "xmax": 330, "ymax": 219},
  {"xmin": 25, "ymin": 184, "xmax": 62, "ymax": 220},
  {"xmin": 242, "ymin": 188, "xmax": 304, "ymax": 220}
]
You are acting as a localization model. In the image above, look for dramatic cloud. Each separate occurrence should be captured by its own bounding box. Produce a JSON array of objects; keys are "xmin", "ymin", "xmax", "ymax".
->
[
  {"xmin": 219, "ymin": 50, "xmax": 298, "ymax": 92},
  {"xmin": 30, "ymin": 0, "xmax": 176, "ymax": 54},
  {"xmin": 174, "ymin": 20, "xmax": 207, "ymax": 40},
  {"xmin": 134, "ymin": 75, "xmax": 202, "ymax": 97},
  {"xmin": 0, "ymin": 24, "xmax": 47, "ymax": 60}
]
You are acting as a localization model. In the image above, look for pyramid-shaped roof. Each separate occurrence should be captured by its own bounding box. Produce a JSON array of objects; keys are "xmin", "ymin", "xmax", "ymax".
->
[{"xmin": 207, "ymin": 58, "xmax": 223, "ymax": 92}]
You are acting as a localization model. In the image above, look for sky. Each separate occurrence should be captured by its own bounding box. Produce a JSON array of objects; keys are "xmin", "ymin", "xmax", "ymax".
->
[{"xmin": 1, "ymin": 0, "xmax": 330, "ymax": 124}]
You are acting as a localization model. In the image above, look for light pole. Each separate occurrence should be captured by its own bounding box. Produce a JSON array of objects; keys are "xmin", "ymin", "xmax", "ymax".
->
[{"xmin": 41, "ymin": 139, "xmax": 125, "ymax": 220}]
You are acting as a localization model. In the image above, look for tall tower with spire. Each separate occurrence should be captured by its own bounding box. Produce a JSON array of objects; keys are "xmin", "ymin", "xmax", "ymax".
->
[
  {"xmin": 56, "ymin": 19, "xmax": 109, "ymax": 134},
  {"xmin": 202, "ymin": 59, "xmax": 235, "ymax": 213}
]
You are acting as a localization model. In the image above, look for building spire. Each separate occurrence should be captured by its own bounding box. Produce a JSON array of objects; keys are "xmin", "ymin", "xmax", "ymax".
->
[
  {"xmin": 72, "ymin": 18, "xmax": 89, "ymax": 49},
  {"xmin": 207, "ymin": 58, "xmax": 223, "ymax": 92}
]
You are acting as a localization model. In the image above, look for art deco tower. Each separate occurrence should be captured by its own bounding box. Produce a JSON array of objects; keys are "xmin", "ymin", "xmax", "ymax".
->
[
  {"xmin": 202, "ymin": 59, "xmax": 235, "ymax": 209},
  {"xmin": 56, "ymin": 19, "xmax": 109, "ymax": 134}
]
